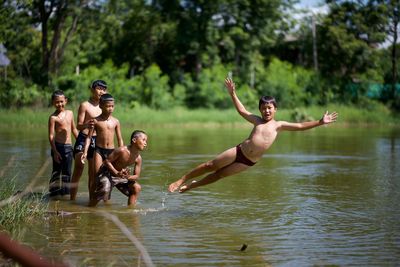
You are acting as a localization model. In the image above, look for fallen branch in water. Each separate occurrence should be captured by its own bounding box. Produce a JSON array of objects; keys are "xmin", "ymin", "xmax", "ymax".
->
[
  {"xmin": 0, "ymin": 156, "xmax": 16, "ymax": 178},
  {"xmin": 0, "ymin": 232, "xmax": 67, "ymax": 267}
]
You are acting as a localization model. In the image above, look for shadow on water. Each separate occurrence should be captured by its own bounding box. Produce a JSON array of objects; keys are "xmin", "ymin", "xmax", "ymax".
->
[{"xmin": 1, "ymin": 126, "xmax": 400, "ymax": 266}]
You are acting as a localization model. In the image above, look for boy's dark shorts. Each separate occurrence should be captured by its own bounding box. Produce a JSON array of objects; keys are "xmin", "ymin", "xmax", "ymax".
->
[
  {"xmin": 49, "ymin": 142, "xmax": 73, "ymax": 196},
  {"xmin": 74, "ymin": 132, "xmax": 96, "ymax": 159},
  {"xmin": 95, "ymin": 166, "xmax": 136, "ymax": 201}
]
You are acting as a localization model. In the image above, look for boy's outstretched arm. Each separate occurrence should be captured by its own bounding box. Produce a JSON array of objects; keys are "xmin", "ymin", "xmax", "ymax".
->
[
  {"xmin": 224, "ymin": 78, "xmax": 260, "ymax": 124},
  {"xmin": 279, "ymin": 111, "xmax": 338, "ymax": 131}
]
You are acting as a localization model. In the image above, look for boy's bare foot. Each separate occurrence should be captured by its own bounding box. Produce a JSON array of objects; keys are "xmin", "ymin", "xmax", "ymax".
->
[
  {"xmin": 178, "ymin": 180, "xmax": 197, "ymax": 193},
  {"xmin": 168, "ymin": 180, "xmax": 183, "ymax": 192}
]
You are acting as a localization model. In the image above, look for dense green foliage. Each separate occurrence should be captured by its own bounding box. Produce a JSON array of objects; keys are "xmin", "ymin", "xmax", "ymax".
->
[{"xmin": 0, "ymin": 0, "xmax": 399, "ymax": 112}]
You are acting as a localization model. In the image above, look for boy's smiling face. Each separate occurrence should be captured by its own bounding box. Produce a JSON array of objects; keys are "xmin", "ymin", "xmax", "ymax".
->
[
  {"xmin": 52, "ymin": 95, "xmax": 67, "ymax": 112},
  {"xmin": 259, "ymin": 103, "xmax": 277, "ymax": 121},
  {"xmin": 92, "ymin": 86, "xmax": 107, "ymax": 100}
]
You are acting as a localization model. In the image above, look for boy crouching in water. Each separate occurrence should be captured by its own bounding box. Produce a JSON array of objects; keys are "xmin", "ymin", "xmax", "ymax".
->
[{"xmin": 89, "ymin": 130, "xmax": 148, "ymax": 207}]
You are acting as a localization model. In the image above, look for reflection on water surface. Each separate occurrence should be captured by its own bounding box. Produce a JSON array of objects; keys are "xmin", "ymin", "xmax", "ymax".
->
[{"xmin": 0, "ymin": 126, "xmax": 399, "ymax": 266}]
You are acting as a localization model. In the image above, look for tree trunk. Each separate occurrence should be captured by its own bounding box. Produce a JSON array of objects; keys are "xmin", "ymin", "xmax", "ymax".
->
[
  {"xmin": 38, "ymin": 0, "xmax": 53, "ymax": 85},
  {"xmin": 391, "ymin": 11, "xmax": 398, "ymax": 100},
  {"xmin": 38, "ymin": 0, "xmax": 85, "ymax": 85}
]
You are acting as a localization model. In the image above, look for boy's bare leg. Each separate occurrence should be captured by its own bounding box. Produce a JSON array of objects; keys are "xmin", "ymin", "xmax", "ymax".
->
[
  {"xmin": 128, "ymin": 183, "xmax": 141, "ymax": 206},
  {"xmin": 168, "ymin": 147, "xmax": 237, "ymax": 192},
  {"xmin": 88, "ymin": 158, "xmax": 96, "ymax": 200},
  {"xmin": 89, "ymin": 153, "xmax": 102, "ymax": 200},
  {"xmin": 179, "ymin": 163, "xmax": 249, "ymax": 193},
  {"xmin": 70, "ymin": 153, "xmax": 84, "ymax": 200}
]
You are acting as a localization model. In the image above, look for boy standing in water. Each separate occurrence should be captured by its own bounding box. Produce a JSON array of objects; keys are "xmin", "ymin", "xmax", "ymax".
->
[
  {"xmin": 168, "ymin": 77, "xmax": 338, "ymax": 193},
  {"xmin": 70, "ymin": 80, "xmax": 107, "ymax": 200},
  {"xmin": 90, "ymin": 130, "xmax": 148, "ymax": 207},
  {"xmin": 81, "ymin": 93, "xmax": 124, "ymax": 201},
  {"xmin": 48, "ymin": 90, "xmax": 78, "ymax": 197}
]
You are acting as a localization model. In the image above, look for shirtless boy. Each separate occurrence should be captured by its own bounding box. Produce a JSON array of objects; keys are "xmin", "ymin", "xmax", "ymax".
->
[
  {"xmin": 168, "ymin": 77, "xmax": 338, "ymax": 193},
  {"xmin": 89, "ymin": 130, "xmax": 147, "ymax": 207},
  {"xmin": 82, "ymin": 93, "xmax": 124, "ymax": 200},
  {"xmin": 70, "ymin": 80, "xmax": 107, "ymax": 200},
  {"xmin": 48, "ymin": 90, "xmax": 78, "ymax": 197}
]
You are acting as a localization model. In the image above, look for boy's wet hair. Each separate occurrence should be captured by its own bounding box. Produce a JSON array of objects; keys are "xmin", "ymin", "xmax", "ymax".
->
[
  {"xmin": 259, "ymin": 96, "xmax": 277, "ymax": 109},
  {"xmin": 51, "ymin": 90, "xmax": 65, "ymax": 100},
  {"xmin": 90, "ymin": 80, "xmax": 107, "ymax": 90},
  {"xmin": 100, "ymin": 93, "xmax": 114, "ymax": 103},
  {"xmin": 131, "ymin": 130, "xmax": 146, "ymax": 144}
]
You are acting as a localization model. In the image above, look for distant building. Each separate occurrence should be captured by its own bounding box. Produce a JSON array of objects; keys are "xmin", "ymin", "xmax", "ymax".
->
[{"xmin": 0, "ymin": 43, "xmax": 10, "ymax": 67}]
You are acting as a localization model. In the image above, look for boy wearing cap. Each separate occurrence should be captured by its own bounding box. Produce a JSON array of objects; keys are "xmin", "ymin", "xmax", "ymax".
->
[{"xmin": 70, "ymin": 80, "xmax": 107, "ymax": 200}]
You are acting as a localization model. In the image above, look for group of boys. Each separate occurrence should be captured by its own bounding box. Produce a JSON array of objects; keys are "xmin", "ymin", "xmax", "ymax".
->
[
  {"xmin": 49, "ymin": 77, "xmax": 338, "ymax": 206},
  {"xmin": 48, "ymin": 80, "xmax": 148, "ymax": 206}
]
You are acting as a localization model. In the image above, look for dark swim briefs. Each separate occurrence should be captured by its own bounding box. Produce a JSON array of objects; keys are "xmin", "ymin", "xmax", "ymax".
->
[
  {"xmin": 95, "ymin": 146, "xmax": 114, "ymax": 161},
  {"xmin": 73, "ymin": 131, "xmax": 96, "ymax": 159},
  {"xmin": 94, "ymin": 165, "xmax": 135, "ymax": 201},
  {"xmin": 234, "ymin": 145, "xmax": 256, "ymax": 166}
]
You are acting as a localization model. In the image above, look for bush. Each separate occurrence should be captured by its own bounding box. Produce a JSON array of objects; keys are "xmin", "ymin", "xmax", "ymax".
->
[
  {"xmin": 0, "ymin": 78, "xmax": 42, "ymax": 108},
  {"xmin": 140, "ymin": 64, "xmax": 173, "ymax": 109},
  {"xmin": 54, "ymin": 60, "xmax": 141, "ymax": 105}
]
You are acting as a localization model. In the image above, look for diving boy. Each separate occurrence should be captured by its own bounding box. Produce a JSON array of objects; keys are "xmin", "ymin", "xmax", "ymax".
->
[
  {"xmin": 81, "ymin": 93, "xmax": 124, "ymax": 200},
  {"xmin": 168, "ymin": 77, "xmax": 338, "ymax": 193},
  {"xmin": 48, "ymin": 90, "xmax": 79, "ymax": 197},
  {"xmin": 89, "ymin": 130, "xmax": 148, "ymax": 207},
  {"xmin": 70, "ymin": 80, "xmax": 107, "ymax": 200}
]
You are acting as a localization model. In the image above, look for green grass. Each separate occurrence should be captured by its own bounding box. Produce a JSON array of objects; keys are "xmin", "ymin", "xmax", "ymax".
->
[
  {"xmin": 0, "ymin": 177, "xmax": 48, "ymax": 232},
  {"xmin": 1, "ymin": 104, "xmax": 399, "ymax": 128}
]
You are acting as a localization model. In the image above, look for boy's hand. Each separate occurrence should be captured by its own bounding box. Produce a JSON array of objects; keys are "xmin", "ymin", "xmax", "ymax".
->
[
  {"xmin": 224, "ymin": 78, "xmax": 236, "ymax": 95},
  {"xmin": 86, "ymin": 119, "xmax": 96, "ymax": 129},
  {"xmin": 321, "ymin": 111, "xmax": 338, "ymax": 124},
  {"xmin": 120, "ymin": 168, "xmax": 129, "ymax": 178},
  {"xmin": 81, "ymin": 153, "xmax": 87, "ymax": 164},
  {"xmin": 53, "ymin": 151, "xmax": 62, "ymax": 163}
]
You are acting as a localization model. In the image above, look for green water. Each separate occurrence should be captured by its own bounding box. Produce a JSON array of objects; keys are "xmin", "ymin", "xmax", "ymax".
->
[{"xmin": 1, "ymin": 125, "xmax": 399, "ymax": 266}]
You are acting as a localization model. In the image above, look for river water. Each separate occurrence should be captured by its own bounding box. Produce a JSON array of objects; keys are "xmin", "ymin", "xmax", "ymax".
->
[{"xmin": 0, "ymin": 125, "xmax": 399, "ymax": 266}]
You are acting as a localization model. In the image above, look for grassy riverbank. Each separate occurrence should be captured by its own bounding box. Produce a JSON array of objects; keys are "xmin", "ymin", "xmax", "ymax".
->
[
  {"xmin": 1, "ymin": 104, "xmax": 399, "ymax": 128},
  {"xmin": 0, "ymin": 178, "xmax": 48, "ymax": 233}
]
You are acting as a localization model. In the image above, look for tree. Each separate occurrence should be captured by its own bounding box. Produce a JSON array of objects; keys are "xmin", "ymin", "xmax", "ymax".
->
[
  {"xmin": 31, "ymin": 0, "xmax": 90, "ymax": 85},
  {"xmin": 385, "ymin": 1, "xmax": 400, "ymax": 104},
  {"xmin": 318, "ymin": 0, "xmax": 387, "ymax": 101}
]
